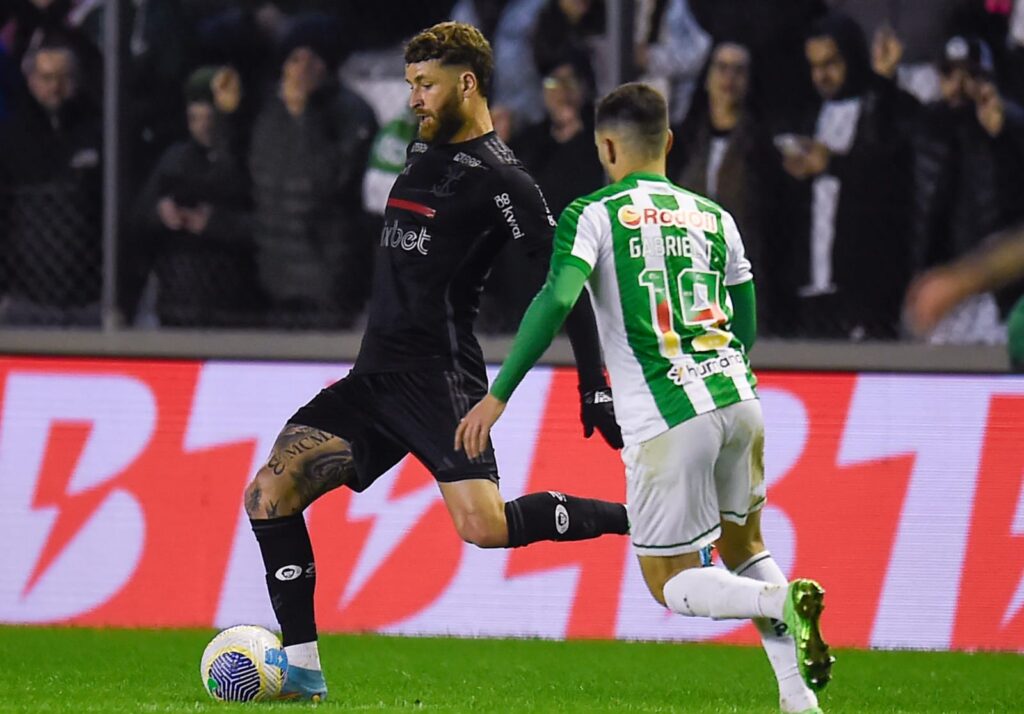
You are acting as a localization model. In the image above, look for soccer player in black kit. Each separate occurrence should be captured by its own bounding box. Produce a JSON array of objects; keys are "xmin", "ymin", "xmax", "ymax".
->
[{"xmin": 244, "ymin": 22, "xmax": 629, "ymax": 701}]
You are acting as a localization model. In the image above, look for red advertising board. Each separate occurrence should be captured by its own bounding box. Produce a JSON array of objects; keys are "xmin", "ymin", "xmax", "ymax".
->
[{"xmin": 1, "ymin": 357, "xmax": 1021, "ymax": 651}]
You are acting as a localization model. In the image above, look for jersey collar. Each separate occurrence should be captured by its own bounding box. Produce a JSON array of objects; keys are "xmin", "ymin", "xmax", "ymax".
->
[{"xmin": 622, "ymin": 171, "xmax": 670, "ymax": 184}]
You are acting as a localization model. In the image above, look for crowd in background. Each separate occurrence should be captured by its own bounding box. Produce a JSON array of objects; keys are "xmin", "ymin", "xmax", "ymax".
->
[{"xmin": 1, "ymin": 0, "xmax": 1023, "ymax": 345}]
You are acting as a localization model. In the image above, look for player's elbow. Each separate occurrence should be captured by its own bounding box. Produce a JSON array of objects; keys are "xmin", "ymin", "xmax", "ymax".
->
[{"xmin": 553, "ymin": 292, "xmax": 578, "ymax": 313}]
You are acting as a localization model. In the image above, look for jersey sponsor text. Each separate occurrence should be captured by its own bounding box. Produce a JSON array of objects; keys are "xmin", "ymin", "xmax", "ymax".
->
[
  {"xmin": 617, "ymin": 204, "xmax": 719, "ymax": 233},
  {"xmin": 380, "ymin": 220, "xmax": 431, "ymax": 255}
]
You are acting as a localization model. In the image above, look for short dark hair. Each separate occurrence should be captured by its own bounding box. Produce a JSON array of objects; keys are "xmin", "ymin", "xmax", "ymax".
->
[
  {"xmin": 404, "ymin": 22, "xmax": 494, "ymax": 98},
  {"xmin": 595, "ymin": 83, "xmax": 668, "ymax": 157}
]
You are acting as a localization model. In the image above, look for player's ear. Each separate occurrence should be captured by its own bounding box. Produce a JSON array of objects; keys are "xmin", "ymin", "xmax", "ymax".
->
[
  {"xmin": 664, "ymin": 128, "xmax": 674, "ymax": 157},
  {"xmin": 604, "ymin": 137, "xmax": 617, "ymax": 165},
  {"xmin": 461, "ymin": 71, "xmax": 476, "ymax": 97}
]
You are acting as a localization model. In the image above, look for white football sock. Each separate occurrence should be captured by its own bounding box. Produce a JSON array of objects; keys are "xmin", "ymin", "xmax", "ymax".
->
[
  {"xmin": 662, "ymin": 566, "xmax": 784, "ymax": 620},
  {"xmin": 734, "ymin": 552, "xmax": 817, "ymax": 713},
  {"xmin": 284, "ymin": 641, "xmax": 321, "ymax": 671}
]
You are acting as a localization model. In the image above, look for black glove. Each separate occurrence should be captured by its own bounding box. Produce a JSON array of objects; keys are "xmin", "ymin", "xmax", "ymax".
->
[{"xmin": 580, "ymin": 385, "xmax": 623, "ymax": 449}]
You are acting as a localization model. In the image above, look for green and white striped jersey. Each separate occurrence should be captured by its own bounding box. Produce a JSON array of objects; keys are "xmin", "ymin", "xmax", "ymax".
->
[{"xmin": 553, "ymin": 171, "xmax": 757, "ymax": 445}]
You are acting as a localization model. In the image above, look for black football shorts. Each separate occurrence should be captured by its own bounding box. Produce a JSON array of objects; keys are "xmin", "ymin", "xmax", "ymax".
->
[{"xmin": 288, "ymin": 369, "xmax": 499, "ymax": 492}]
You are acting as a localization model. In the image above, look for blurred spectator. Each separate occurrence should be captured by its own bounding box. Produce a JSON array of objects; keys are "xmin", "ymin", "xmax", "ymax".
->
[
  {"xmin": 0, "ymin": 1, "xmax": 103, "ymax": 105},
  {"xmin": 669, "ymin": 41, "xmax": 780, "ymax": 333},
  {"xmin": 689, "ymin": 0, "xmax": 827, "ymax": 129},
  {"xmin": 129, "ymin": 66, "xmax": 260, "ymax": 327},
  {"xmin": 362, "ymin": 109, "xmax": 417, "ymax": 217},
  {"xmin": 478, "ymin": 54, "xmax": 605, "ymax": 333},
  {"xmin": 947, "ymin": 0, "xmax": 1024, "ymax": 106},
  {"xmin": 0, "ymin": 40, "xmax": 102, "ymax": 326},
  {"xmin": 73, "ymin": 0, "xmax": 194, "ymax": 196},
  {"xmin": 190, "ymin": 2, "xmax": 291, "ymax": 100},
  {"xmin": 910, "ymin": 35, "xmax": 1024, "ymax": 344},
  {"xmin": 532, "ymin": 0, "xmax": 606, "ymax": 91},
  {"xmin": 827, "ymin": 0, "xmax": 960, "ymax": 102},
  {"xmin": 512, "ymin": 54, "xmax": 603, "ymax": 215},
  {"xmin": 451, "ymin": 0, "xmax": 547, "ymax": 139},
  {"xmin": 634, "ymin": 0, "xmax": 711, "ymax": 124},
  {"xmin": 218, "ymin": 14, "xmax": 378, "ymax": 329},
  {"xmin": 772, "ymin": 12, "xmax": 918, "ymax": 339}
]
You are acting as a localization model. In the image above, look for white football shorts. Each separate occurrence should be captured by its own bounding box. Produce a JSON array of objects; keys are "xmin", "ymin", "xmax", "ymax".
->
[{"xmin": 622, "ymin": 398, "xmax": 766, "ymax": 557}]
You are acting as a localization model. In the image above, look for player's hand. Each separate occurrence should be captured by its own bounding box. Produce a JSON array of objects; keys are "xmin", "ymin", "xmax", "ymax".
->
[
  {"xmin": 975, "ymin": 80, "xmax": 1005, "ymax": 137},
  {"xmin": 904, "ymin": 267, "xmax": 974, "ymax": 336},
  {"xmin": 156, "ymin": 197, "xmax": 183, "ymax": 231},
  {"xmin": 455, "ymin": 394, "xmax": 507, "ymax": 460},
  {"xmin": 181, "ymin": 204, "xmax": 213, "ymax": 235},
  {"xmin": 212, "ymin": 67, "xmax": 242, "ymax": 114},
  {"xmin": 580, "ymin": 386, "xmax": 623, "ymax": 449}
]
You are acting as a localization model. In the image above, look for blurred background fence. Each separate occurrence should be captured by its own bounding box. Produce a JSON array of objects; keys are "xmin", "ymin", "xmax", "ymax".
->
[{"xmin": 1, "ymin": 0, "xmax": 1023, "ymax": 369}]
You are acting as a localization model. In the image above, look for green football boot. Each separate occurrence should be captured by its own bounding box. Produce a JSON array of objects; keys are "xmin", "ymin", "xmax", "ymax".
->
[{"xmin": 782, "ymin": 579, "xmax": 834, "ymax": 692}]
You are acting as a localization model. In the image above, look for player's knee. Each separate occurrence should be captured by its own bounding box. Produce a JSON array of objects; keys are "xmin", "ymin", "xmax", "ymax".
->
[
  {"xmin": 453, "ymin": 511, "xmax": 507, "ymax": 549},
  {"xmin": 244, "ymin": 466, "xmax": 301, "ymax": 520},
  {"xmin": 644, "ymin": 576, "xmax": 669, "ymax": 606},
  {"xmin": 639, "ymin": 555, "xmax": 702, "ymax": 606},
  {"xmin": 716, "ymin": 538, "xmax": 765, "ymax": 571}
]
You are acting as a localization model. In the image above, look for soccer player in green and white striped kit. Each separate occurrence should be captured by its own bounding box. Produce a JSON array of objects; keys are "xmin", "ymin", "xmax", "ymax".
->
[{"xmin": 456, "ymin": 83, "xmax": 833, "ymax": 713}]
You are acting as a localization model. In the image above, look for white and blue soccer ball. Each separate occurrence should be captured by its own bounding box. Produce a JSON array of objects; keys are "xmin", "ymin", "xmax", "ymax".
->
[{"xmin": 200, "ymin": 625, "xmax": 288, "ymax": 702}]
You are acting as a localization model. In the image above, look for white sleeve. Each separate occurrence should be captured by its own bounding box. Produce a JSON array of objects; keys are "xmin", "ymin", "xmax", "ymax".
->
[
  {"xmin": 722, "ymin": 211, "xmax": 753, "ymax": 286},
  {"xmin": 555, "ymin": 200, "xmax": 607, "ymax": 271}
]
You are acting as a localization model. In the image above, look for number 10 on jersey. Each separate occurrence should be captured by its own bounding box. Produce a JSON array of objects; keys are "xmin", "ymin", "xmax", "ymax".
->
[{"xmin": 639, "ymin": 268, "xmax": 729, "ymax": 358}]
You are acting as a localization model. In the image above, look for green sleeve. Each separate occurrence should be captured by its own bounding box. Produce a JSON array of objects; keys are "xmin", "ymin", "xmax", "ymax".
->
[
  {"xmin": 490, "ymin": 260, "xmax": 591, "ymax": 402},
  {"xmin": 727, "ymin": 280, "xmax": 757, "ymax": 352}
]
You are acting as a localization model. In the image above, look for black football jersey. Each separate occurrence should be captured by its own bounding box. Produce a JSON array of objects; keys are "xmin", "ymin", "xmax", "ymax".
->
[{"xmin": 353, "ymin": 131, "xmax": 556, "ymax": 378}]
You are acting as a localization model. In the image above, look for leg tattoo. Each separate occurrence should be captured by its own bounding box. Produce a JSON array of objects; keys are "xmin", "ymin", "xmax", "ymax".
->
[{"xmin": 246, "ymin": 425, "xmax": 356, "ymax": 518}]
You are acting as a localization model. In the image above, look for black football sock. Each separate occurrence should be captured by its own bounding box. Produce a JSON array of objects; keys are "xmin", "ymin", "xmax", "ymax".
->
[
  {"xmin": 251, "ymin": 513, "xmax": 317, "ymax": 646},
  {"xmin": 503, "ymin": 491, "xmax": 628, "ymax": 548}
]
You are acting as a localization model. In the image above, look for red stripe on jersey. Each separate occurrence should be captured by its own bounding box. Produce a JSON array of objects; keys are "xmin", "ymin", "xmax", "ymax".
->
[{"xmin": 387, "ymin": 198, "xmax": 437, "ymax": 218}]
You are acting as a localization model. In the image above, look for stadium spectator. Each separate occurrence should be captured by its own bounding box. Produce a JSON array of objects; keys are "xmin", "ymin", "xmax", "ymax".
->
[
  {"xmin": 934, "ymin": 2, "xmax": 1024, "ymax": 106},
  {"xmin": 0, "ymin": 40, "xmax": 102, "ymax": 326},
  {"xmin": 512, "ymin": 53, "xmax": 603, "ymax": 219},
  {"xmin": 0, "ymin": 0, "xmax": 103, "ymax": 103},
  {"xmin": 826, "ymin": 0, "xmax": 960, "ymax": 102},
  {"xmin": 217, "ymin": 13, "xmax": 378, "ymax": 329},
  {"xmin": 670, "ymin": 41, "xmax": 781, "ymax": 333},
  {"xmin": 909, "ymin": 35, "xmax": 1024, "ymax": 344},
  {"xmin": 633, "ymin": 0, "xmax": 711, "ymax": 124},
  {"xmin": 532, "ymin": 0, "xmax": 606, "ymax": 93},
  {"xmin": 771, "ymin": 12, "xmax": 918, "ymax": 339},
  {"xmin": 451, "ymin": 0, "xmax": 548, "ymax": 139},
  {"xmin": 129, "ymin": 66, "xmax": 261, "ymax": 328},
  {"xmin": 72, "ymin": 0, "xmax": 195, "ymax": 195},
  {"xmin": 477, "ymin": 52, "xmax": 605, "ymax": 333},
  {"xmin": 362, "ymin": 109, "xmax": 418, "ymax": 217},
  {"xmin": 689, "ymin": 0, "xmax": 827, "ymax": 128}
]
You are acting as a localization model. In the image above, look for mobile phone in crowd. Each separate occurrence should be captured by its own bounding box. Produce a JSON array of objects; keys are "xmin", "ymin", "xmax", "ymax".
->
[{"xmin": 773, "ymin": 133, "xmax": 804, "ymax": 158}]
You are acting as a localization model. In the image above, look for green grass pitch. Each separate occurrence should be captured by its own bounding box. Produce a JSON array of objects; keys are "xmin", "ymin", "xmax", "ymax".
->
[{"xmin": 1, "ymin": 626, "xmax": 1021, "ymax": 712}]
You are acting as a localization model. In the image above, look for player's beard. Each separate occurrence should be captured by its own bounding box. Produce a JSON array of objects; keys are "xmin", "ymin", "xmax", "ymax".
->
[{"xmin": 418, "ymin": 87, "xmax": 464, "ymax": 145}]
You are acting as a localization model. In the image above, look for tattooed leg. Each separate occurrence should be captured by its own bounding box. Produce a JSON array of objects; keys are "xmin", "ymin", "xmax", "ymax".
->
[{"xmin": 244, "ymin": 424, "xmax": 356, "ymax": 519}]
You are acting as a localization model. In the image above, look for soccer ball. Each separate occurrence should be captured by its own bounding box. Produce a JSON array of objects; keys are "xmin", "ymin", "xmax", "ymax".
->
[{"xmin": 200, "ymin": 625, "xmax": 288, "ymax": 702}]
